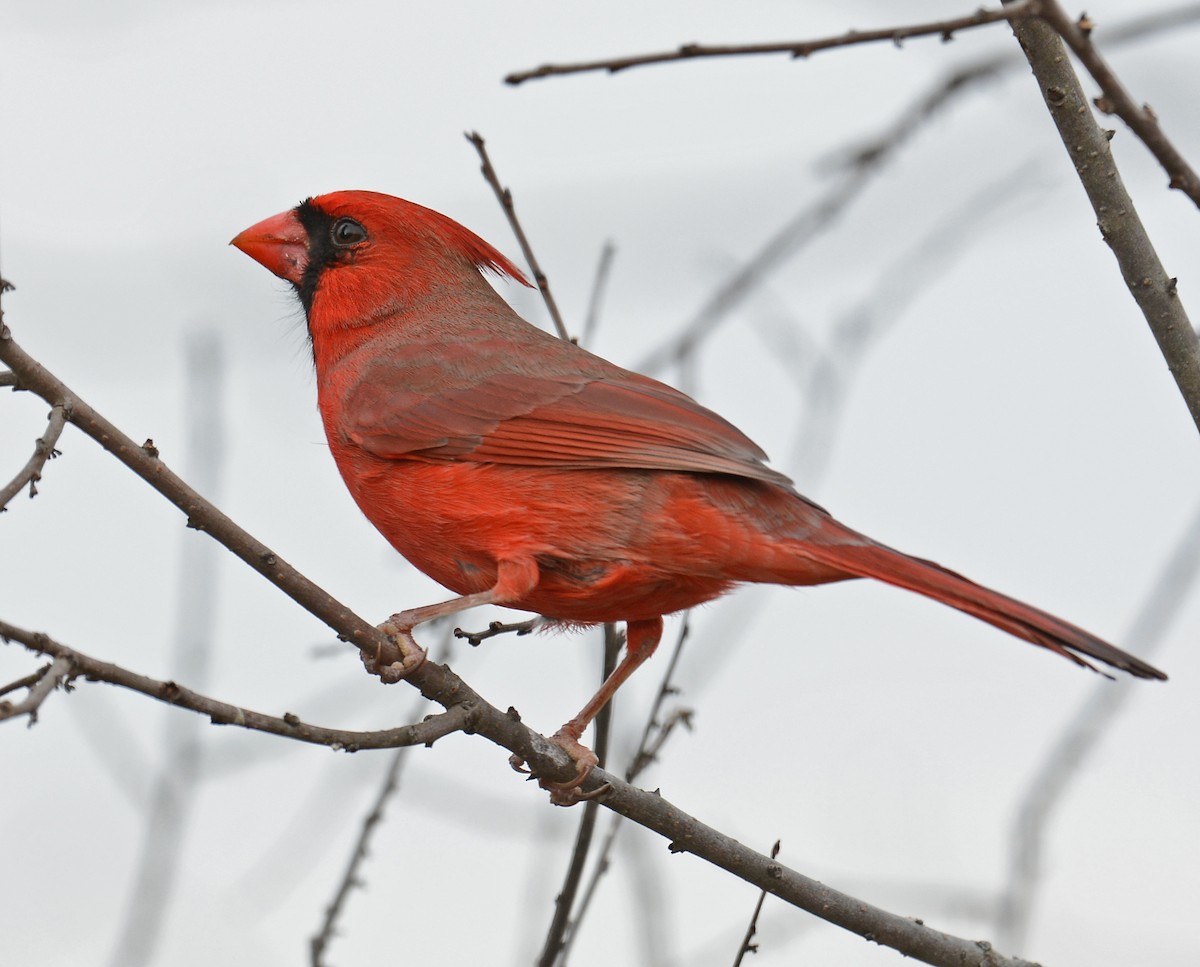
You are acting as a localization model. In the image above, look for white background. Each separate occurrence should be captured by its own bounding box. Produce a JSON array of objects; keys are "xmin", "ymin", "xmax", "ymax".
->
[{"xmin": 2, "ymin": 2, "xmax": 1197, "ymax": 965}]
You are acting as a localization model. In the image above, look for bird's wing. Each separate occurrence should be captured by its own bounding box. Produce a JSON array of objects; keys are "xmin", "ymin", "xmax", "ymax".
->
[{"xmin": 341, "ymin": 334, "xmax": 794, "ymax": 487}]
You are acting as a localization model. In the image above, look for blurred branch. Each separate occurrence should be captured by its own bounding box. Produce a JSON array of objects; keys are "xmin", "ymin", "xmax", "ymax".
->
[
  {"xmin": 0, "ymin": 656, "xmax": 72, "ymax": 724},
  {"xmin": 997, "ymin": 495, "xmax": 1200, "ymax": 950},
  {"xmin": 108, "ymin": 333, "xmax": 227, "ymax": 967},
  {"xmin": 637, "ymin": 165, "xmax": 873, "ymax": 377},
  {"xmin": 0, "ymin": 620, "xmax": 472, "ymax": 749},
  {"xmin": 506, "ymin": 1, "xmax": 1036, "ymax": 85},
  {"xmin": 466, "ymin": 131, "xmax": 570, "ymax": 340},
  {"xmin": 0, "ymin": 328, "xmax": 1041, "ymax": 966},
  {"xmin": 0, "ymin": 400, "xmax": 66, "ymax": 510},
  {"xmin": 1036, "ymin": 0, "xmax": 1200, "ymax": 207},
  {"xmin": 311, "ymin": 747, "xmax": 409, "ymax": 967},
  {"xmin": 1009, "ymin": 13, "xmax": 1200, "ymax": 434},
  {"xmin": 580, "ymin": 240, "xmax": 617, "ymax": 349},
  {"xmin": 762, "ymin": 162, "xmax": 1039, "ymax": 486}
]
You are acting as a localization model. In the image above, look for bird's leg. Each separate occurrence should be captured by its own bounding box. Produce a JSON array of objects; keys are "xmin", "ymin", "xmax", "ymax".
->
[
  {"xmin": 520, "ymin": 617, "xmax": 664, "ymax": 806},
  {"xmin": 368, "ymin": 558, "xmax": 540, "ymax": 683}
]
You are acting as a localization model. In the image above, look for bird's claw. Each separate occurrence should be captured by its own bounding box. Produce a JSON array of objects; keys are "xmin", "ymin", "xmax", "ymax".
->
[
  {"xmin": 363, "ymin": 619, "xmax": 428, "ymax": 683},
  {"xmin": 513, "ymin": 727, "xmax": 601, "ymax": 806}
]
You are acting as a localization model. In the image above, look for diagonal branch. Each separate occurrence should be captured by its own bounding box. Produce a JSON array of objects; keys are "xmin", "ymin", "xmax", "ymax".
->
[
  {"xmin": 506, "ymin": 1, "xmax": 1037, "ymax": 85},
  {"xmin": 1008, "ymin": 12, "xmax": 1200, "ymax": 434}
]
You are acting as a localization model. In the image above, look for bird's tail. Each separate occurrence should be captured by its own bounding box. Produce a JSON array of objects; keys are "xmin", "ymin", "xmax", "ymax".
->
[{"xmin": 778, "ymin": 519, "xmax": 1167, "ymax": 681}]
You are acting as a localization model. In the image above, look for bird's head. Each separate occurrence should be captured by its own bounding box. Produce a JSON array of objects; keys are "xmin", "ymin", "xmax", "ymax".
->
[{"xmin": 232, "ymin": 190, "xmax": 530, "ymax": 336}]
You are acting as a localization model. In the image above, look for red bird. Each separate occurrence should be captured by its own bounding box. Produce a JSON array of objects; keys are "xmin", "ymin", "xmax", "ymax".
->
[{"xmin": 233, "ymin": 190, "xmax": 1164, "ymax": 798}]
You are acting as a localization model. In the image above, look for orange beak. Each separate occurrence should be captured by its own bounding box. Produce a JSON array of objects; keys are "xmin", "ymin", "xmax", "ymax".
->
[{"xmin": 231, "ymin": 210, "xmax": 308, "ymax": 285}]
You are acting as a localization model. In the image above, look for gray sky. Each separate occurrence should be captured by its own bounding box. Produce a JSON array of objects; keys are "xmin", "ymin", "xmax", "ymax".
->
[{"xmin": 2, "ymin": 2, "xmax": 1198, "ymax": 965}]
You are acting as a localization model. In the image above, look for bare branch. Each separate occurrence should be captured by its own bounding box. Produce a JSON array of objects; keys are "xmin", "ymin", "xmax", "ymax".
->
[
  {"xmin": 506, "ymin": 1, "xmax": 1037, "ymax": 85},
  {"xmin": 1036, "ymin": 0, "xmax": 1200, "ymax": 207},
  {"xmin": 311, "ymin": 748, "xmax": 409, "ymax": 967},
  {"xmin": 0, "ymin": 656, "xmax": 72, "ymax": 724},
  {"xmin": 1008, "ymin": 12, "xmax": 1200, "ymax": 433},
  {"xmin": 0, "ymin": 620, "xmax": 470, "ymax": 750},
  {"xmin": 0, "ymin": 401, "xmax": 67, "ymax": 510},
  {"xmin": 0, "ymin": 370, "xmax": 16, "ymax": 387},
  {"xmin": 465, "ymin": 131, "xmax": 570, "ymax": 340}
]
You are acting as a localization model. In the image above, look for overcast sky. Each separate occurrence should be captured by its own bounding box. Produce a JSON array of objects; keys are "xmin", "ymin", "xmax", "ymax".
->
[{"xmin": 2, "ymin": 2, "xmax": 1198, "ymax": 965}]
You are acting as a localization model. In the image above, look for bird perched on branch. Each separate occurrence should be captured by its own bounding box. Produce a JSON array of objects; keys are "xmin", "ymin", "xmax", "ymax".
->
[{"xmin": 233, "ymin": 190, "xmax": 1165, "ymax": 802}]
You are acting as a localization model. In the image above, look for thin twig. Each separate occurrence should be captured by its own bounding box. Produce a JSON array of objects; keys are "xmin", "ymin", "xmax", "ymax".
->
[
  {"xmin": 506, "ymin": 1, "xmax": 1037, "ymax": 85},
  {"xmin": 311, "ymin": 747, "xmax": 409, "ymax": 967},
  {"xmin": 0, "ymin": 620, "xmax": 471, "ymax": 749},
  {"xmin": 0, "ymin": 370, "xmax": 16, "ymax": 387},
  {"xmin": 465, "ymin": 131, "xmax": 570, "ymax": 340},
  {"xmin": 455, "ymin": 616, "xmax": 543, "ymax": 646},
  {"xmin": 997, "ymin": 495, "xmax": 1200, "ymax": 950},
  {"xmin": 733, "ymin": 841, "xmax": 781, "ymax": 967},
  {"xmin": 580, "ymin": 240, "xmax": 616, "ymax": 349},
  {"xmin": 1008, "ymin": 12, "xmax": 1200, "ymax": 433},
  {"xmin": 1036, "ymin": 0, "xmax": 1200, "ymax": 207},
  {"xmin": 0, "ymin": 656, "xmax": 72, "ymax": 723},
  {"xmin": 0, "ymin": 401, "xmax": 67, "ymax": 510}
]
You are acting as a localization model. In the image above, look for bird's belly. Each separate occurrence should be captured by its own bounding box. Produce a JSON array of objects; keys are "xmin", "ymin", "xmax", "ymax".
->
[{"xmin": 332, "ymin": 455, "xmax": 739, "ymax": 619}]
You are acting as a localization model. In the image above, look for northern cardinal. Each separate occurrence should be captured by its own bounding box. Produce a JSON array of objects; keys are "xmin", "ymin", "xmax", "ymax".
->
[{"xmin": 233, "ymin": 190, "xmax": 1164, "ymax": 799}]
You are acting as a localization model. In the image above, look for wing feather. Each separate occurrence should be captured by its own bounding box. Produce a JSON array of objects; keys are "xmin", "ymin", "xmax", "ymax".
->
[{"xmin": 342, "ymin": 334, "xmax": 793, "ymax": 488}]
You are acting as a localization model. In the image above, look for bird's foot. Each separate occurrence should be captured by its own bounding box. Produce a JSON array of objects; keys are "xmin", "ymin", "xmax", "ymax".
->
[
  {"xmin": 510, "ymin": 725, "xmax": 607, "ymax": 806},
  {"xmin": 362, "ymin": 618, "xmax": 428, "ymax": 684}
]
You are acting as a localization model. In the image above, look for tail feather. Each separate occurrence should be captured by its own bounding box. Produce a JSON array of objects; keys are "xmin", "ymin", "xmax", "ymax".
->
[{"xmin": 795, "ymin": 530, "xmax": 1166, "ymax": 681}]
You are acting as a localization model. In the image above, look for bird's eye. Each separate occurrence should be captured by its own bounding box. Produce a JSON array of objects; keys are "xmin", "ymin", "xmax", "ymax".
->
[{"xmin": 330, "ymin": 217, "xmax": 367, "ymax": 248}]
